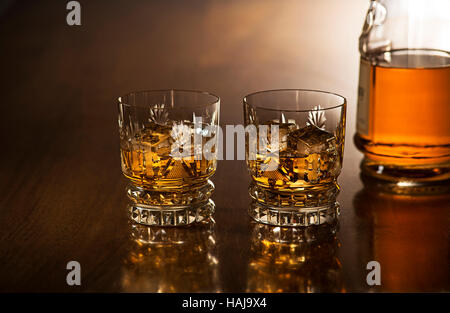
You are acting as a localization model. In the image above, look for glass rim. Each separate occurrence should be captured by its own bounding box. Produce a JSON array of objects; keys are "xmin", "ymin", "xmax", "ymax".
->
[
  {"xmin": 243, "ymin": 88, "xmax": 346, "ymax": 113},
  {"xmin": 118, "ymin": 89, "xmax": 220, "ymax": 109}
]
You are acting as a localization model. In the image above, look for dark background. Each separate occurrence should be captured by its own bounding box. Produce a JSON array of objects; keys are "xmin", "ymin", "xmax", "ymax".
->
[{"xmin": 0, "ymin": 0, "xmax": 448, "ymax": 292}]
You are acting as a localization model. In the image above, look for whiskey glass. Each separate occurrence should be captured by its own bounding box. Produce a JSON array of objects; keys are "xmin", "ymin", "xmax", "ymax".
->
[
  {"xmin": 244, "ymin": 89, "xmax": 346, "ymax": 227},
  {"xmin": 118, "ymin": 90, "xmax": 220, "ymax": 226}
]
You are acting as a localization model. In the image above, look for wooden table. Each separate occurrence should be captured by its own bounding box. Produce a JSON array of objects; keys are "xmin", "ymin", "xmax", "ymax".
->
[{"xmin": 0, "ymin": 0, "xmax": 448, "ymax": 292}]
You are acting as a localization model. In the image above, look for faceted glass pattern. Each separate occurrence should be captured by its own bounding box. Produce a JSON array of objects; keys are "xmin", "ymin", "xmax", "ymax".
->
[
  {"xmin": 244, "ymin": 89, "xmax": 346, "ymax": 227},
  {"xmin": 118, "ymin": 90, "xmax": 220, "ymax": 226}
]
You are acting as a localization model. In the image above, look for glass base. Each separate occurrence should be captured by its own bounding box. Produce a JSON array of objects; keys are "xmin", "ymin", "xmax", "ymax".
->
[
  {"xmin": 127, "ymin": 180, "xmax": 215, "ymax": 207},
  {"xmin": 127, "ymin": 180, "xmax": 215, "ymax": 226},
  {"xmin": 360, "ymin": 158, "xmax": 450, "ymax": 195},
  {"xmin": 248, "ymin": 182, "xmax": 339, "ymax": 227},
  {"xmin": 249, "ymin": 200, "xmax": 340, "ymax": 227},
  {"xmin": 248, "ymin": 182, "xmax": 339, "ymax": 208},
  {"xmin": 129, "ymin": 199, "xmax": 215, "ymax": 226}
]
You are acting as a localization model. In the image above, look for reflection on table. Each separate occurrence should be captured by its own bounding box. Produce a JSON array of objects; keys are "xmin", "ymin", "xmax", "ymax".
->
[
  {"xmin": 354, "ymin": 179, "xmax": 450, "ymax": 292},
  {"xmin": 246, "ymin": 221, "xmax": 345, "ymax": 293},
  {"xmin": 121, "ymin": 218, "xmax": 221, "ymax": 292}
]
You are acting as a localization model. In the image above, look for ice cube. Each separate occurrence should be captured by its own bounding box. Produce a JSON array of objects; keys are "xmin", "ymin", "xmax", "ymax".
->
[
  {"xmin": 287, "ymin": 125, "xmax": 336, "ymax": 156},
  {"xmin": 261, "ymin": 121, "xmax": 298, "ymax": 152}
]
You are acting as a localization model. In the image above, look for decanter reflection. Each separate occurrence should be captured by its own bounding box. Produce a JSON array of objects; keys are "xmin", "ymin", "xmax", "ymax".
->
[
  {"xmin": 246, "ymin": 221, "xmax": 345, "ymax": 293},
  {"xmin": 122, "ymin": 218, "xmax": 221, "ymax": 292},
  {"xmin": 354, "ymin": 178, "xmax": 450, "ymax": 292}
]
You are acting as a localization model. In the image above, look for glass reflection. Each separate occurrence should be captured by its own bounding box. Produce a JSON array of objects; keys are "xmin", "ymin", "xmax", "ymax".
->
[
  {"xmin": 354, "ymin": 178, "xmax": 450, "ymax": 292},
  {"xmin": 246, "ymin": 220, "xmax": 345, "ymax": 293},
  {"xmin": 121, "ymin": 218, "xmax": 221, "ymax": 292}
]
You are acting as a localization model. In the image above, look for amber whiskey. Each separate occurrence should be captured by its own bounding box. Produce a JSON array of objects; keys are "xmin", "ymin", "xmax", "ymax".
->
[
  {"xmin": 247, "ymin": 122, "xmax": 342, "ymax": 208},
  {"xmin": 355, "ymin": 49, "xmax": 450, "ymax": 184},
  {"xmin": 121, "ymin": 122, "xmax": 215, "ymax": 187},
  {"xmin": 121, "ymin": 121, "xmax": 216, "ymax": 208}
]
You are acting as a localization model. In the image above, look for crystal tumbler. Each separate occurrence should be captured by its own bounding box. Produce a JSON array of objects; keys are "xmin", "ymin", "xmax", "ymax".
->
[
  {"xmin": 244, "ymin": 89, "xmax": 346, "ymax": 226},
  {"xmin": 118, "ymin": 90, "xmax": 220, "ymax": 226}
]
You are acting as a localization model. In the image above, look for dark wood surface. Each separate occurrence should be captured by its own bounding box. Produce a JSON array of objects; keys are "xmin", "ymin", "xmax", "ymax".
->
[{"xmin": 0, "ymin": 0, "xmax": 448, "ymax": 292}]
